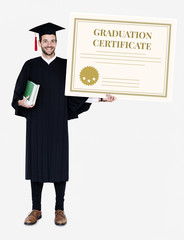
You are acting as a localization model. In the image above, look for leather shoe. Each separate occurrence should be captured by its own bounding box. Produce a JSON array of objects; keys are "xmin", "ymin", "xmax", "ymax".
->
[
  {"xmin": 24, "ymin": 210, "xmax": 42, "ymax": 225},
  {"xmin": 55, "ymin": 210, "xmax": 67, "ymax": 225}
]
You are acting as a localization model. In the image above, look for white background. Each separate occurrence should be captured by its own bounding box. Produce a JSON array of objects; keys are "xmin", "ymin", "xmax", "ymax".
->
[{"xmin": 0, "ymin": 0, "xmax": 184, "ymax": 239}]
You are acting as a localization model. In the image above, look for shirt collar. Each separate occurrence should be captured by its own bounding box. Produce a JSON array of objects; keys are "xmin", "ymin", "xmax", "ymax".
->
[{"xmin": 41, "ymin": 54, "xmax": 56, "ymax": 65}]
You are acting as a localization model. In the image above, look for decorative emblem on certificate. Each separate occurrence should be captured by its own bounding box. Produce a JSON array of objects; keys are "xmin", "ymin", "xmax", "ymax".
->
[
  {"xmin": 65, "ymin": 13, "xmax": 176, "ymax": 101},
  {"xmin": 80, "ymin": 66, "xmax": 99, "ymax": 86}
]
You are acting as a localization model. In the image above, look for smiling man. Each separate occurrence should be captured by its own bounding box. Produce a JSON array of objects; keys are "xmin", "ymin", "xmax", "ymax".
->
[
  {"xmin": 11, "ymin": 22, "xmax": 116, "ymax": 226},
  {"xmin": 40, "ymin": 36, "xmax": 56, "ymax": 56}
]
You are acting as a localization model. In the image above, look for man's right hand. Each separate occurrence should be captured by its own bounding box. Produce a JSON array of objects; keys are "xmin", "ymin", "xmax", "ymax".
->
[{"xmin": 18, "ymin": 96, "xmax": 35, "ymax": 108}]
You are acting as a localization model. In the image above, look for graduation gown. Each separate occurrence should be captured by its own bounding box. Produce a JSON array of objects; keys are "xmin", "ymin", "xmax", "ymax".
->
[{"xmin": 11, "ymin": 57, "xmax": 91, "ymax": 182}]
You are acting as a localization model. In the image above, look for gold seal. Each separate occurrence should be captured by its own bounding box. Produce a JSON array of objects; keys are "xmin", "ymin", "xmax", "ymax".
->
[{"xmin": 79, "ymin": 66, "xmax": 99, "ymax": 86}]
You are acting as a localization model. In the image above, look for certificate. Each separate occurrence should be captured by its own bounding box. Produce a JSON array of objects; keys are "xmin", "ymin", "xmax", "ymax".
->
[{"xmin": 65, "ymin": 13, "xmax": 176, "ymax": 101}]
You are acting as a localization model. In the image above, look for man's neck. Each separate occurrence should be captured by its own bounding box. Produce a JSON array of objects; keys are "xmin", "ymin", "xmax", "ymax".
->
[{"xmin": 41, "ymin": 54, "xmax": 56, "ymax": 65}]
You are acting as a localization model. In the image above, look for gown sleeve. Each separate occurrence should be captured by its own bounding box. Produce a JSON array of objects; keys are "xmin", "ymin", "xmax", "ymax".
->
[
  {"xmin": 64, "ymin": 59, "xmax": 92, "ymax": 120},
  {"xmin": 11, "ymin": 61, "xmax": 30, "ymax": 118},
  {"xmin": 67, "ymin": 96, "xmax": 92, "ymax": 120}
]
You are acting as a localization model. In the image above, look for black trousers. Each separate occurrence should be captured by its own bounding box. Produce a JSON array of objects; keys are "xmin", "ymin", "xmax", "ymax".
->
[{"xmin": 31, "ymin": 181, "xmax": 66, "ymax": 211}]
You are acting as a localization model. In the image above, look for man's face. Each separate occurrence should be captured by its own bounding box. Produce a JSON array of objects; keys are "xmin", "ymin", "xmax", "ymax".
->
[{"xmin": 39, "ymin": 34, "xmax": 57, "ymax": 56}]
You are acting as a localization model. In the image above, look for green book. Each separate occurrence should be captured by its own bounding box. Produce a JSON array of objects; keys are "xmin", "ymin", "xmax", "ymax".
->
[{"xmin": 24, "ymin": 80, "xmax": 40, "ymax": 105}]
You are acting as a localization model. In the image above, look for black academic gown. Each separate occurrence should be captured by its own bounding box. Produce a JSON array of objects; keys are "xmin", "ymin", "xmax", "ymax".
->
[{"xmin": 11, "ymin": 57, "xmax": 91, "ymax": 182}]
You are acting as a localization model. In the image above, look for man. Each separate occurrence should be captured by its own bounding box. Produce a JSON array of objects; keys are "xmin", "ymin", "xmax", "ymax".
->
[{"xmin": 11, "ymin": 22, "xmax": 116, "ymax": 226}]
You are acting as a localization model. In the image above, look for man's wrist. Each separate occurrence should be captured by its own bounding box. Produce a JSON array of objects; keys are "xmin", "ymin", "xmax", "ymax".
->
[
  {"xmin": 18, "ymin": 100, "xmax": 22, "ymax": 106},
  {"xmin": 98, "ymin": 98, "xmax": 103, "ymax": 102}
]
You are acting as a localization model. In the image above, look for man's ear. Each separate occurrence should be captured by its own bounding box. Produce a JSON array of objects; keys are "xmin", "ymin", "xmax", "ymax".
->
[{"xmin": 38, "ymin": 40, "xmax": 41, "ymax": 47}]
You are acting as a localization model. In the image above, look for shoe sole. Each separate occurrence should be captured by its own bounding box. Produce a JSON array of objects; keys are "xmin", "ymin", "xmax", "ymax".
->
[
  {"xmin": 55, "ymin": 221, "xmax": 67, "ymax": 226},
  {"xmin": 24, "ymin": 215, "xmax": 42, "ymax": 225}
]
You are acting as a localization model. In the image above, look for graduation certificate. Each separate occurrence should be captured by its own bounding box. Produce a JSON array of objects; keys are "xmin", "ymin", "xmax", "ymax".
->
[{"xmin": 65, "ymin": 13, "xmax": 176, "ymax": 101}]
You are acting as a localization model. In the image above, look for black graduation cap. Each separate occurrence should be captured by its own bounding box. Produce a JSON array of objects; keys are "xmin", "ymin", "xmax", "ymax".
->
[{"xmin": 29, "ymin": 22, "xmax": 65, "ymax": 51}]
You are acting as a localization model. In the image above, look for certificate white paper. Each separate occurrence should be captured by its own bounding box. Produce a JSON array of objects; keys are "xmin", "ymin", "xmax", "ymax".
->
[{"xmin": 65, "ymin": 13, "xmax": 176, "ymax": 101}]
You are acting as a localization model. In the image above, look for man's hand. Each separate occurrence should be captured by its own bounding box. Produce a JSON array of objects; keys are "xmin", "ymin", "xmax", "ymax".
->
[
  {"xmin": 18, "ymin": 96, "xmax": 35, "ymax": 108},
  {"xmin": 102, "ymin": 94, "xmax": 116, "ymax": 102}
]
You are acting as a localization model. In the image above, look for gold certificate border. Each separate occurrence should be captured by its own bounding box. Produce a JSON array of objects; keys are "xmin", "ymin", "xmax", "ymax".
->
[{"xmin": 70, "ymin": 18, "xmax": 172, "ymax": 98}]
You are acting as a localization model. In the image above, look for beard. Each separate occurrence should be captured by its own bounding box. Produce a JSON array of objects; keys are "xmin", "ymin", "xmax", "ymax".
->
[{"xmin": 41, "ymin": 46, "xmax": 55, "ymax": 56}]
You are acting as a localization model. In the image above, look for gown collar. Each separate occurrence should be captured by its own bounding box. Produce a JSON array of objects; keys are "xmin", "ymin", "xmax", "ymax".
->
[{"xmin": 41, "ymin": 54, "xmax": 56, "ymax": 65}]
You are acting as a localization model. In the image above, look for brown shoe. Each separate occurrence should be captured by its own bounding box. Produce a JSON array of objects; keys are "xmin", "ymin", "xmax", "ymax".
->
[
  {"xmin": 24, "ymin": 210, "xmax": 42, "ymax": 225},
  {"xmin": 55, "ymin": 210, "xmax": 67, "ymax": 225}
]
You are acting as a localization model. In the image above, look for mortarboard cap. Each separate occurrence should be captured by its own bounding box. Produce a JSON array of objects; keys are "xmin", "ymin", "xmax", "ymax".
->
[
  {"xmin": 29, "ymin": 22, "xmax": 65, "ymax": 38},
  {"xmin": 29, "ymin": 22, "xmax": 65, "ymax": 51}
]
